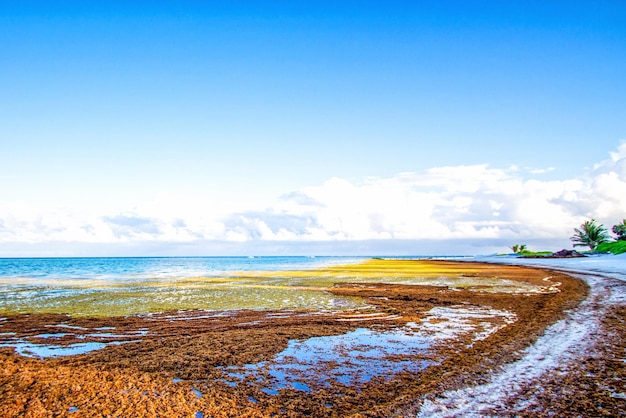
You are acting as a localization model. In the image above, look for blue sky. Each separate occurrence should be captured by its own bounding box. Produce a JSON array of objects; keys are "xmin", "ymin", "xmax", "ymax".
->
[{"xmin": 1, "ymin": 1, "xmax": 625, "ymax": 256}]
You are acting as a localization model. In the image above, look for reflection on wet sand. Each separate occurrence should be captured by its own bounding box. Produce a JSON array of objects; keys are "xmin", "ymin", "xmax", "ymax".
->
[{"xmin": 0, "ymin": 260, "xmax": 588, "ymax": 417}]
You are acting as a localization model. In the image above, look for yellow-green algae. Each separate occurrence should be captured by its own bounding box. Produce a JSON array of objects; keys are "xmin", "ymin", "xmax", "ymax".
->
[{"xmin": 0, "ymin": 259, "xmax": 548, "ymax": 317}]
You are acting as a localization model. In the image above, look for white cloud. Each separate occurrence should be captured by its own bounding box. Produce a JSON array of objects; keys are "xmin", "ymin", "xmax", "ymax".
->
[
  {"xmin": 1, "ymin": 143, "xmax": 625, "ymax": 254},
  {"xmin": 528, "ymin": 167, "xmax": 555, "ymax": 175}
]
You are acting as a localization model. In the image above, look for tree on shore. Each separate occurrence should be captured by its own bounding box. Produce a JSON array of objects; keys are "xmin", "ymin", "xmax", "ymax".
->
[
  {"xmin": 570, "ymin": 219, "xmax": 610, "ymax": 251},
  {"xmin": 509, "ymin": 244, "xmax": 527, "ymax": 254},
  {"xmin": 612, "ymin": 219, "xmax": 626, "ymax": 241}
]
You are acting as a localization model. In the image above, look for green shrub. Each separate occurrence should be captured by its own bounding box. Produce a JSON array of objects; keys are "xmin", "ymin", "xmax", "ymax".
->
[
  {"xmin": 518, "ymin": 250, "xmax": 553, "ymax": 257},
  {"xmin": 595, "ymin": 241, "xmax": 626, "ymax": 255}
]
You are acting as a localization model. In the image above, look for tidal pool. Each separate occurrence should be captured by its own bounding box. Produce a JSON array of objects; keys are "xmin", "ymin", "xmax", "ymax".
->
[
  {"xmin": 221, "ymin": 305, "xmax": 516, "ymax": 393},
  {"xmin": 0, "ymin": 340, "xmax": 108, "ymax": 358},
  {"xmin": 0, "ymin": 338, "xmax": 142, "ymax": 358},
  {"xmin": 0, "ymin": 325, "xmax": 147, "ymax": 358}
]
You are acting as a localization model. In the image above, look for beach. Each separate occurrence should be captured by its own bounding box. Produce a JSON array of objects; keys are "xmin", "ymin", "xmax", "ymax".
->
[
  {"xmin": 419, "ymin": 254, "xmax": 626, "ymax": 417},
  {"xmin": 4, "ymin": 1, "xmax": 624, "ymax": 416},
  {"xmin": 0, "ymin": 257, "xmax": 624, "ymax": 417}
]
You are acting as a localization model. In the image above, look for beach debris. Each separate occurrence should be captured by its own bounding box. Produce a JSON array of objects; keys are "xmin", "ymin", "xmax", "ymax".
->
[
  {"xmin": 335, "ymin": 312, "xmax": 401, "ymax": 321},
  {"xmin": 0, "ymin": 260, "xmax": 605, "ymax": 417}
]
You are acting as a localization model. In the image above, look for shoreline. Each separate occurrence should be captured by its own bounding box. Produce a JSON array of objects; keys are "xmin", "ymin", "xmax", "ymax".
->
[
  {"xmin": 416, "ymin": 255, "xmax": 626, "ymax": 417},
  {"xmin": 1, "ymin": 259, "xmax": 607, "ymax": 417}
]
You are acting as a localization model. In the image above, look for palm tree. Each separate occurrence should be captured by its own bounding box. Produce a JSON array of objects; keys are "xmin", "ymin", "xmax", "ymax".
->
[
  {"xmin": 612, "ymin": 219, "xmax": 626, "ymax": 241},
  {"xmin": 509, "ymin": 244, "xmax": 527, "ymax": 254},
  {"xmin": 570, "ymin": 219, "xmax": 610, "ymax": 251}
]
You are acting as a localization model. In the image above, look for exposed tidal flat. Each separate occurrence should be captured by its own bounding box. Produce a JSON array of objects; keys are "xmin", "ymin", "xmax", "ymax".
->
[
  {"xmin": 0, "ymin": 256, "xmax": 368, "ymax": 316},
  {"xmin": 0, "ymin": 257, "xmax": 551, "ymax": 317},
  {"xmin": 1, "ymin": 257, "xmax": 623, "ymax": 417}
]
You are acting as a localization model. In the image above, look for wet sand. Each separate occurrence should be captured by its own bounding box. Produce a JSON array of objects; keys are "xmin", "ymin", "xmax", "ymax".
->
[{"xmin": 0, "ymin": 260, "xmax": 612, "ymax": 417}]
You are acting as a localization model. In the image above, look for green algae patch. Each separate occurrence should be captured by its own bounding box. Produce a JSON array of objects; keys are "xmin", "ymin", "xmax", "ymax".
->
[
  {"xmin": 0, "ymin": 259, "xmax": 554, "ymax": 317},
  {"xmin": 0, "ymin": 263, "xmax": 592, "ymax": 418},
  {"xmin": 0, "ymin": 283, "xmax": 363, "ymax": 318},
  {"xmin": 241, "ymin": 259, "xmax": 552, "ymax": 291}
]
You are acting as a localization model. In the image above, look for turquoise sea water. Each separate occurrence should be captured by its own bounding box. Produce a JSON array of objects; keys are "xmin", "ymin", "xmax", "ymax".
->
[
  {"xmin": 0, "ymin": 256, "xmax": 371, "ymax": 316},
  {"xmin": 0, "ymin": 256, "xmax": 369, "ymax": 282},
  {"xmin": 0, "ymin": 256, "xmax": 520, "ymax": 387},
  {"xmin": 0, "ymin": 256, "xmax": 473, "ymax": 316}
]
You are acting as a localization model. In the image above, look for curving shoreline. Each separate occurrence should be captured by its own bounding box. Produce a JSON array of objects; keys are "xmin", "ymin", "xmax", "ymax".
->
[
  {"xmin": 1, "ymin": 259, "xmax": 621, "ymax": 417},
  {"xmin": 415, "ymin": 255, "xmax": 626, "ymax": 417}
]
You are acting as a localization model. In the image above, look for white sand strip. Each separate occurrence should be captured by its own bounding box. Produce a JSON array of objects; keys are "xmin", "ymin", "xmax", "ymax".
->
[{"xmin": 415, "ymin": 255, "xmax": 626, "ymax": 417}]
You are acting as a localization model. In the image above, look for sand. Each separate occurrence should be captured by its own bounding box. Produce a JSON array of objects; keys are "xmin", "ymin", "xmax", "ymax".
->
[{"xmin": 1, "ymin": 260, "xmax": 621, "ymax": 417}]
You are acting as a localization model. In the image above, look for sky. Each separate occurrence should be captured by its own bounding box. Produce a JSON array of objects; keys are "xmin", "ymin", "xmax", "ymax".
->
[{"xmin": 1, "ymin": 1, "xmax": 625, "ymax": 256}]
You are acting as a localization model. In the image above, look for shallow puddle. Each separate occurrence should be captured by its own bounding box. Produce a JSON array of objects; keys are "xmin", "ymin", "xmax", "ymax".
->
[
  {"xmin": 0, "ymin": 324, "xmax": 145, "ymax": 358},
  {"xmin": 3, "ymin": 341, "xmax": 109, "ymax": 358},
  {"xmin": 223, "ymin": 326, "xmax": 432, "ymax": 392},
  {"xmin": 222, "ymin": 306, "xmax": 516, "ymax": 393},
  {"xmin": 33, "ymin": 333, "xmax": 69, "ymax": 339}
]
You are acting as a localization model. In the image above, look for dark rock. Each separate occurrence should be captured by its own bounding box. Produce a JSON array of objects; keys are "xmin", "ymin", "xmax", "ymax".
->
[{"xmin": 547, "ymin": 249, "xmax": 586, "ymax": 258}]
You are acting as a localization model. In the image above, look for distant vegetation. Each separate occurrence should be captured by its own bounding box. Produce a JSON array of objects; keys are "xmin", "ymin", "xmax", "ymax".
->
[
  {"xmin": 503, "ymin": 245, "xmax": 552, "ymax": 257},
  {"xmin": 569, "ymin": 218, "xmax": 625, "ymax": 255},
  {"xmin": 612, "ymin": 219, "xmax": 626, "ymax": 241},
  {"xmin": 595, "ymin": 241, "xmax": 626, "ymax": 255},
  {"xmin": 517, "ymin": 250, "xmax": 554, "ymax": 257},
  {"xmin": 509, "ymin": 244, "xmax": 527, "ymax": 254},
  {"xmin": 570, "ymin": 219, "xmax": 610, "ymax": 251},
  {"xmin": 506, "ymin": 218, "xmax": 626, "ymax": 256}
]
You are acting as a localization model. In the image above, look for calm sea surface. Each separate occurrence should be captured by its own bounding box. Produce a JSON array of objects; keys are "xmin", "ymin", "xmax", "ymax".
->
[
  {"xmin": 0, "ymin": 256, "xmax": 369, "ymax": 282},
  {"xmin": 0, "ymin": 257, "xmax": 371, "ymax": 316}
]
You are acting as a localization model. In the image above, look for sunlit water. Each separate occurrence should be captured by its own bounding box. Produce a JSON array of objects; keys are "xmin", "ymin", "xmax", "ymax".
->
[
  {"xmin": 0, "ymin": 256, "xmax": 368, "ymax": 316},
  {"xmin": 0, "ymin": 256, "xmax": 548, "ymax": 317},
  {"xmin": 0, "ymin": 256, "xmax": 370, "ymax": 282},
  {"xmin": 0, "ymin": 257, "xmax": 524, "ymax": 390},
  {"xmin": 219, "ymin": 306, "xmax": 516, "ymax": 392}
]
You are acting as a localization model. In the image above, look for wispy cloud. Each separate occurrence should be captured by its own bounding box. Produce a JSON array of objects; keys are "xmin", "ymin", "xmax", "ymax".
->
[
  {"xmin": 527, "ymin": 167, "xmax": 556, "ymax": 175},
  {"xmin": 1, "ymin": 143, "xmax": 625, "ymax": 254},
  {"xmin": 101, "ymin": 215, "xmax": 161, "ymax": 239}
]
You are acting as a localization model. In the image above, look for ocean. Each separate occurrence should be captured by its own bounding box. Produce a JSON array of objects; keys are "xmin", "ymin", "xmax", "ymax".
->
[
  {"xmin": 0, "ymin": 256, "xmax": 369, "ymax": 282},
  {"xmin": 0, "ymin": 256, "xmax": 371, "ymax": 316}
]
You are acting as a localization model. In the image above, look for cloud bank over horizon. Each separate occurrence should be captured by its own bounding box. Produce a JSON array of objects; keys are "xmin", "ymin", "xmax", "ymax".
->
[{"xmin": 1, "ymin": 143, "xmax": 625, "ymax": 256}]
